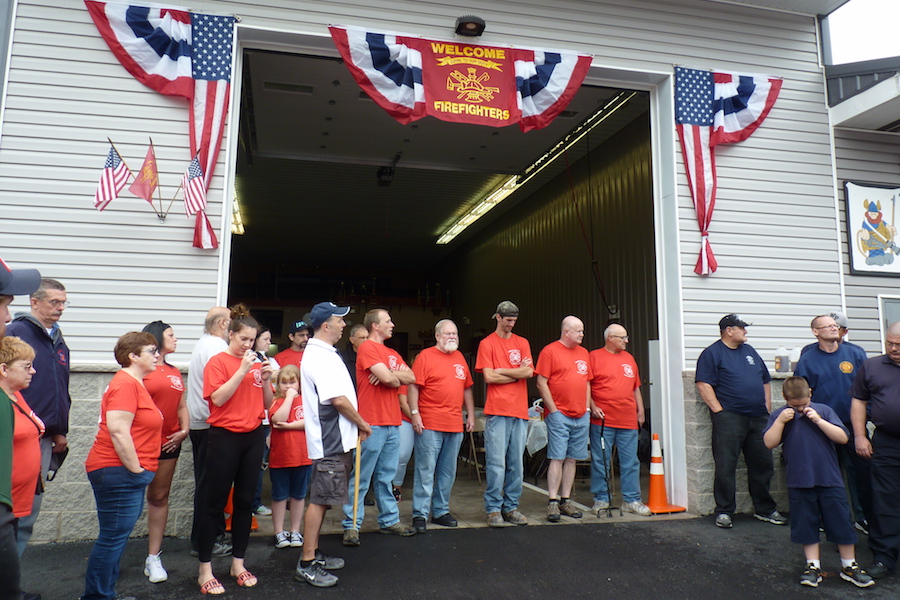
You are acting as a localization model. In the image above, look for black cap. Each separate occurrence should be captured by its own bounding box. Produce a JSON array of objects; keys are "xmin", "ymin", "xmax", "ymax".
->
[
  {"xmin": 289, "ymin": 320, "xmax": 310, "ymax": 334},
  {"xmin": 719, "ymin": 314, "xmax": 751, "ymax": 330}
]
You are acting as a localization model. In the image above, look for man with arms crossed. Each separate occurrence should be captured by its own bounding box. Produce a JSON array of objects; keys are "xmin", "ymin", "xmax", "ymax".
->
[
  {"xmin": 535, "ymin": 315, "xmax": 592, "ymax": 523},
  {"xmin": 342, "ymin": 309, "xmax": 416, "ymax": 546},
  {"xmin": 295, "ymin": 302, "xmax": 371, "ymax": 588},
  {"xmin": 476, "ymin": 301, "xmax": 533, "ymax": 527}
]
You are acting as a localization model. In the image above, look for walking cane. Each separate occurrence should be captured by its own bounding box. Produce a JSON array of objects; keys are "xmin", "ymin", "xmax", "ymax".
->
[
  {"xmin": 599, "ymin": 416, "xmax": 622, "ymax": 517},
  {"xmin": 352, "ymin": 435, "xmax": 362, "ymax": 527}
]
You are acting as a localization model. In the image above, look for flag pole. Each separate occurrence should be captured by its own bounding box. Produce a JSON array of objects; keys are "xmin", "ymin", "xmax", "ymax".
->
[
  {"xmin": 163, "ymin": 183, "xmax": 183, "ymax": 218},
  {"xmin": 150, "ymin": 137, "xmax": 164, "ymax": 219},
  {"xmin": 107, "ymin": 137, "xmax": 135, "ymax": 181}
]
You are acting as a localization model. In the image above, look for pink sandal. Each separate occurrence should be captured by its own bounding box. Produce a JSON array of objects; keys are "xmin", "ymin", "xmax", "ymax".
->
[
  {"xmin": 200, "ymin": 577, "xmax": 226, "ymax": 595},
  {"xmin": 233, "ymin": 571, "xmax": 258, "ymax": 588}
]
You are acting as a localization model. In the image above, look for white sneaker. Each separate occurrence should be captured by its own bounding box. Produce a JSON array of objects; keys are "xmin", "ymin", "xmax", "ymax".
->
[
  {"xmin": 253, "ymin": 504, "xmax": 273, "ymax": 516},
  {"xmin": 144, "ymin": 553, "xmax": 167, "ymax": 583},
  {"xmin": 290, "ymin": 531, "xmax": 304, "ymax": 547},
  {"xmin": 624, "ymin": 501, "xmax": 652, "ymax": 516},
  {"xmin": 591, "ymin": 499, "xmax": 610, "ymax": 516},
  {"xmin": 274, "ymin": 531, "xmax": 291, "ymax": 548}
]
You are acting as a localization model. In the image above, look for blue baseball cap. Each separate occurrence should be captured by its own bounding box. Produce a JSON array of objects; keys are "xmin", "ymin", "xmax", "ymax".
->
[
  {"xmin": 309, "ymin": 302, "xmax": 350, "ymax": 329},
  {"xmin": 0, "ymin": 257, "xmax": 40, "ymax": 296}
]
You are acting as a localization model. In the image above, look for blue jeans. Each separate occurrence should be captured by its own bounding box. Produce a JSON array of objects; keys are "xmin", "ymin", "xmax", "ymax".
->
[
  {"xmin": 413, "ymin": 429, "xmax": 463, "ymax": 519},
  {"xmin": 343, "ymin": 425, "xmax": 400, "ymax": 529},
  {"xmin": 82, "ymin": 466, "xmax": 154, "ymax": 600},
  {"xmin": 590, "ymin": 425, "xmax": 641, "ymax": 503},
  {"xmin": 393, "ymin": 421, "xmax": 415, "ymax": 487},
  {"xmin": 483, "ymin": 416, "xmax": 527, "ymax": 513}
]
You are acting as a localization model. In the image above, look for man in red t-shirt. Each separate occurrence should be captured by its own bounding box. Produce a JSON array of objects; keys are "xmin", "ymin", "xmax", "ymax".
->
[
  {"xmin": 409, "ymin": 319, "xmax": 474, "ymax": 533},
  {"xmin": 341, "ymin": 309, "xmax": 416, "ymax": 546},
  {"xmin": 589, "ymin": 324, "xmax": 651, "ymax": 517},
  {"xmin": 475, "ymin": 301, "xmax": 533, "ymax": 527},
  {"xmin": 535, "ymin": 315, "xmax": 592, "ymax": 523},
  {"xmin": 274, "ymin": 320, "xmax": 310, "ymax": 370}
]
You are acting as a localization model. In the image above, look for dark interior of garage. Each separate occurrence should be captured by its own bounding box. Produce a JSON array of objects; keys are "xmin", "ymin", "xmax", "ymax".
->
[{"xmin": 228, "ymin": 50, "xmax": 657, "ymax": 401}]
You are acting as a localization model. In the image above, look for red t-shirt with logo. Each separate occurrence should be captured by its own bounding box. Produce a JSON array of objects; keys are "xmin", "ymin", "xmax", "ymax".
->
[
  {"xmin": 274, "ymin": 348, "xmax": 304, "ymax": 370},
  {"xmin": 85, "ymin": 370, "xmax": 164, "ymax": 473},
  {"xmin": 356, "ymin": 340, "xmax": 407, "ymax": 426},
  {"xmin": 269, "ymin": 395, "xmax": 312, "ymax": 468},
  {"xmin": 535, "ymin": 341, "xmax": 592, "ymax": 418},
  {"xmin": 11, "ymin": 392, "xmax": 43, "ymax": 517},
  {"xmin": 203, "ymin": 352, "xmax": 265, "ymax": 433},
  {"xmin": 143, "ymin": 363, "xmax": 184, "ymax": 443},
  {"xmin": 413, "ymin": 346, "xmax": 473, "ymax": 432},
  {"xmin": 589, "ymin": 348, "xmax": 641, "ymax": 429},
  {"xmin": 475, "ymin": 332, "xmax": 532, "ymax": 419}
]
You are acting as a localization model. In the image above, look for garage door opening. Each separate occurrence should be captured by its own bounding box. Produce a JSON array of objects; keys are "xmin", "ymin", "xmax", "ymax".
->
[{"xmin": 227, "ymin": 49, "xmax": 656, "ymax": 386}]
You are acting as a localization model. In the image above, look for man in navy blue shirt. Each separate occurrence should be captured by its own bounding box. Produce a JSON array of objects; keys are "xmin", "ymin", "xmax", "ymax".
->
[
  {"xmin": 696, "ymin": 314, "xmax": 786, "ymax": 529},
  {"xmin": 851, "ymin": 321, "xmax": 900, "ymax": 579},
  {"xmin": 795, "ymin": 314, "xmax": 869, "ymax": 533}
]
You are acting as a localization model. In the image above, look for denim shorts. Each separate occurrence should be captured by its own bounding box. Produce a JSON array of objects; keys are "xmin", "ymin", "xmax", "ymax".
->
[
  {"xmin": 270, "ymin": 465, "xmax": 312, "ymax": 502},
  {"xmin": 788, "ymin": 486, "xmax": 856, "ymax": 545},
  {"xmin": 546, "ymin": 411, "xmax": 590, "ymax": 461}
]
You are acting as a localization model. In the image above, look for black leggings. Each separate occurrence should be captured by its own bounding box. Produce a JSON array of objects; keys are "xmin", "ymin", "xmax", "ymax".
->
[{"xmin": 197, "ymin": 426, "xmax": 265, "ymax": 562}]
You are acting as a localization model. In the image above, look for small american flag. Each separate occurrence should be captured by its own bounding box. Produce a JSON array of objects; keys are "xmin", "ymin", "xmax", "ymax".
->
[
  {"xmin": 182, "ymin": 155, "xmax": 206, "ymax": 217},
  {"xmin": 94, "ymin": 144, "xmax": 130, "ymax": 211}
]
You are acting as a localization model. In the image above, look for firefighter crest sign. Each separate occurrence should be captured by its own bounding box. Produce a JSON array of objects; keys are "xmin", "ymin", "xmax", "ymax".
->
[{"xmin": 845, "ymin": 181, "xmax": 900, "ymax": 276}]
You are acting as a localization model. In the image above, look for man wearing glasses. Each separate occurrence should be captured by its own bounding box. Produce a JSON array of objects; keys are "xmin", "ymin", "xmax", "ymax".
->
[
  {"xmin": 795, "ymin": 314, "xmax": 870, "ymax": 534},
  {"xmin": 695, "ymin": 314, "xmax": 786, "ymax": 529},
  {"xmin": 6, "ymin": 278, "xmax": 70, "ymax": 554},
  {"xmin": 851, "ymin": 322, "xmax": 900, "ymax": 579}
]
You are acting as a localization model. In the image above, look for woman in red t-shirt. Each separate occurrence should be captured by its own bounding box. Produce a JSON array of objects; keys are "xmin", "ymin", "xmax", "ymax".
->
[
  {"xmin": 140, "ymin": 320, "xmax": 188, "ymax": 584},
  {"xmin": 197, "ymin": 305, "xmax": 273, "ymax": 595},
  {"xmin": 82, "ymin": 331, "xmax": 163, "ymax": 600},
  {"xmin": 0, "ymin": 337, "xmax": 44, "ymax": 522}
]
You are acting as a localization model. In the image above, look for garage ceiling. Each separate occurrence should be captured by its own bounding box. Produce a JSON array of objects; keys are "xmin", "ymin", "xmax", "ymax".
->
[{"xmin": 233, "ymin": 51, "xmax": 649, "ymax": 275}]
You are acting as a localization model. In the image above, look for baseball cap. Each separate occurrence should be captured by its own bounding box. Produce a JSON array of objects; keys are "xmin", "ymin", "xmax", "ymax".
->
[
  {"xmin": 493, "ymin": 300, "xmax": 519, "ymax": 318},
  {"xmin": 719, "ymin": 314, "xmax": 751, "ymax": 330},
  {"xmin": 829, "ymin": 310, "xmax": 849, "ymax": 329},
  {"xmin": 309, "ymin": 302, "xmax": 350, "ymax": 329},
  {"xmin": 289, "ymin": 320, "xmax": 310, "ymax": 334},
  {"xmin": 0, "ymin": 257, "xmax": 41, "ymax": 296}
]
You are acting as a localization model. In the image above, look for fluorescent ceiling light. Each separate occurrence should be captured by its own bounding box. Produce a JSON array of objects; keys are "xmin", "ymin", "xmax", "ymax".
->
[
  {"xmin": 436, "ymin": 90, "xmax": 637, "ymax": 245},
  {"xmin": 232, "ymin": 192, "xmax": 245, "ymax": 235}
]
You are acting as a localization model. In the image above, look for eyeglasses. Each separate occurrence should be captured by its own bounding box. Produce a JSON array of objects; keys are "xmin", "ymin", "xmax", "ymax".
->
[
  {"xmin": 45, "ymin": 299, "xmax": 69, "ymax": 308},
  {"xmin": 814, "ymin": 324, "xmax": 839, "ymax": 330},
  {"xmin": 611, "ymin": 335, "xmax": 629, "ymax": 341},
  {"xmin": 887, "ymin": 342, "xmax": 900, "ymax": 350},
  {"xmin": 4, "ymin": 362, "xmax": 33, "ymax": 370},
  {"xmin": 141, "ymin": 347, "xmax": 160, "ymax": 355}
]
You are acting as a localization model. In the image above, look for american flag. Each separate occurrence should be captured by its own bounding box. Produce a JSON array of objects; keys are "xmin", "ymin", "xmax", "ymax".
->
[
  {"xmin": 94, "ymin": 144, "xmax": 131, "ymax": 211},
  {"xmin": 675, "ymin": 67, "xmax": 782, "ymax": 275},
  {"xmin": 182, "ymin": 155, "xmax": 207, "ymax": 217}
]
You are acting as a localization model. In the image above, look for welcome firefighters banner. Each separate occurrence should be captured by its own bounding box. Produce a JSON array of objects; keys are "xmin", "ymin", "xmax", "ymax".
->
[{"xmin": 329, "ymin": 26, "xmax": 592, "ymax": 132}]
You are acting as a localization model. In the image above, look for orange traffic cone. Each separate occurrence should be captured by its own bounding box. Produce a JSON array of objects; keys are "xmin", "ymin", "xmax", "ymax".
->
[
  {"xmin": 646, "ymin": 433, "xmax": 686, "ymax": 514},
  {"xmin": 224, "ymin": 487, "xmax": 259, "ymax": 531}
]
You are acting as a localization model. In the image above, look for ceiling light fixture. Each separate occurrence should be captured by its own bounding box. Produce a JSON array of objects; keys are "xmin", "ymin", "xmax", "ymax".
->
[
  {"xmin": 436, "ymin": 90, "xmax": 637, "ymax": 245},
  {"xmin": 455, "ymin": 15, "xmax": 486, "ymax": 37}
]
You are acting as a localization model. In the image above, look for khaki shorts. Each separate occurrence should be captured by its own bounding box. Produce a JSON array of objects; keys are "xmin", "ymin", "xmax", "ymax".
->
[{"xmin": 308, "ymin": 452, "xmax": 352, "ymax": 506}]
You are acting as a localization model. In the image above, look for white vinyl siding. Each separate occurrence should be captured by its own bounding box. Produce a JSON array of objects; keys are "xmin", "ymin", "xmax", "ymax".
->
[
  {"xmin": 0, "ymin": 0, "xmax": 839, "ymax": 366},
  {"xmin": 834, "ymin": 128, "xmax": 900, "ymax": 355}
]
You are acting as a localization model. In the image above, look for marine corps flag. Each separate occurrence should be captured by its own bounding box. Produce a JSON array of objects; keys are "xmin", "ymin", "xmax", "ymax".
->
[
  {"xmin": 128, "ymin": 142, "xmax": 158, "ymax": 205},
  {"xmin": 329, "ymin": 26, "xmax": 591, "ymax": 132}
]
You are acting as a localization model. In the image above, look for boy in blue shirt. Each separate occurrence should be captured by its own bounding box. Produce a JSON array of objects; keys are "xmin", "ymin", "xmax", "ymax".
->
[{"xmin": 764, "ymin": 376, "xmax": 874, "ymax": 588}]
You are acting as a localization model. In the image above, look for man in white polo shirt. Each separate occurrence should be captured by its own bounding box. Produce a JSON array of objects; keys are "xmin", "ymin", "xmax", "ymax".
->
[{"xmin": 295, "ymin": 302, "xmax": 371, "ymax": 589}]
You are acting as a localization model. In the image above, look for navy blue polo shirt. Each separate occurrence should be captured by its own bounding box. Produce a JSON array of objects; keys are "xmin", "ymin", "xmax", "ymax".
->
[
  {"xmin": 794, "ymin": 343, "xmax": 867, "ymax": 425},
  {"xmin": 850, "ymin": 354, "xmax": 900, "ymax": 438},
  {"xmin": 765, "ymin": 402, "xmax": 846, "ymax": 489},
  {"xmin": 696, "ymin": 339, "xmax": 771, "ymax": 417}
]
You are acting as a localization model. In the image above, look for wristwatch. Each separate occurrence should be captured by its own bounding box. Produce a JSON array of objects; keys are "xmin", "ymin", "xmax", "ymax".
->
[{"xmin": 410, "ymin": 409, "xmax": 419, "ymax": 415}]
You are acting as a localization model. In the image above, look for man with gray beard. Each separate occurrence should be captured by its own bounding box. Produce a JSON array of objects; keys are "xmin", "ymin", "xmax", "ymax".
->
[{"xmin": 408, "ymin": 320, "xmax": 475, "ymax": 533}]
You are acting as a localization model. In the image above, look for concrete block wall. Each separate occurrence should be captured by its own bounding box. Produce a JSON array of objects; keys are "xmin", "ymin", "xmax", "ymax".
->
[
  {"xmin": 35, "ymin": 367, "xmax": 197, "ymax": 543},
  {"xmin": 683, "ymin": 371, "xmax": 789, "ymax": 515}
]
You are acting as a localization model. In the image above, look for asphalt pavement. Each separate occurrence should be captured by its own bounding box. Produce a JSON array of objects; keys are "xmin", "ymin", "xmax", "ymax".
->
[{"xmin": 20, "ymin": 514, "xmax": 900, "ymax": 600}]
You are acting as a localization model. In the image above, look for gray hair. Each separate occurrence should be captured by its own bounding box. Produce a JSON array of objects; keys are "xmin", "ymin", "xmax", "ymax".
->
[{"xmin": 31, "ymin": 278, "xmax": 65, "ymax": 301}]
